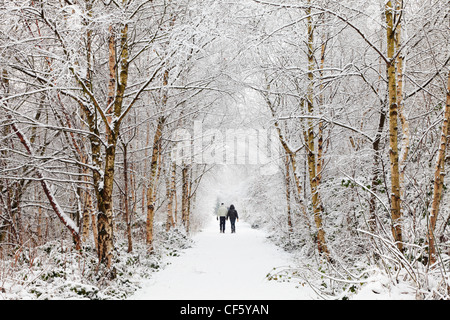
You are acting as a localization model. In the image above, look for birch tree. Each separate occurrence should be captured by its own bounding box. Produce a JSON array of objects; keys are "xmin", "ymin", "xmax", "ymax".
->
[
  {"xmin": 385, "ymin": 0, "xmax": 403, "ymax": 252},
  {"xmin": 427, "ymin": 72, "xmax": 450, "ymax": 266},
  {"xmin": 1, "ymin": 0, "xmax": 170, "ymax": 270}
]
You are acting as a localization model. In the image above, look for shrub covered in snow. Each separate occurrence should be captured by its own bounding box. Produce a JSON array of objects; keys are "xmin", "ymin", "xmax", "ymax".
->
[{"xmin": 0, "ymin": 226, "xmax": 193, "ymax": 300}]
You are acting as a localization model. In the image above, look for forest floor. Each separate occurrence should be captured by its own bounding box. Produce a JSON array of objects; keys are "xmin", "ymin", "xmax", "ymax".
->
[
  {"xmin": 129, "ymin": 215, "xmax": 318, "ymax": 300},
  {"xmin": 0, "ymin": 214, "xmax": 417, "ymax": 300}
]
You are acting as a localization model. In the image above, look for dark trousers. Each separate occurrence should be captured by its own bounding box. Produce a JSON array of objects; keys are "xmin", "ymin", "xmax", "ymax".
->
[
  {"xmin": 219, "ymin": 217, "xmax": 226, "ymax": 233},
  {"xmin": 230, "ymin": 218, "xmax": 236, "ymax": 233}
]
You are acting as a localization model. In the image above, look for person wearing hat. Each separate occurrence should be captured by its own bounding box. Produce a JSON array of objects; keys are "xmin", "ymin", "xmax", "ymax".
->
[{"xmin": 216, "ymin": 203, "xmax": 228, "ymax": 233}]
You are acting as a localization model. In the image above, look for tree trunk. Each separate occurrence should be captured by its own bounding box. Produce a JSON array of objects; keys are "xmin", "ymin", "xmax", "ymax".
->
[
  {"xmin": 166, "ymin": 162, "xmax": 176, "ymax": 231},
  {"xmin": 385, "ymin": 0, "xmax": 403, "ymax": 252},
  {"xmin": 428, "ymin": 73, "xmax": 450, "ymax": 266},
  {"xmin": 369, "ymin": 108, "xmax": 387, "ymax": 232},
  {"xmin": 142, "ymin": 122, "xmax": 151, "ymax": 216},
  {"xmin": 90, "ymin": 204, "xmax": 98, "ymax": 252},
  {"xmin": 181, "ymin": 165, "xmax": 190, "ymax": 231},
  {"xmin": 81, "ymin": 208, "xmax": 90, "ymax": 244},
  {"xmin": 146, "ymin": 116, "xmax": 166, "ymax": 251},
  {"xmin": 97, "ymin": 141, "xmax": 116, "ymax": 269},
  {"xmin": 96, "ymin": 19, "xmax": 129, "ymax": 270},
  {"xmin": 96, "ymin": 23, "xmax": 118, "ymax": 269},
  {"xmin": 284, "ymin": 154, "xmax": 293, "ymax": 234},
  {"xmin": 317, "ymin": 17, "xmax": 327, "ymax": 187},
  {"xmin": 107, "ymin": 25, "xmax": 116, "ymax": 116},
  {"xmin": 123, "ymin": 144, "xmax": 133, "ymax": 253},
  {"xmin": 305, "ymin": 2, "xmax": 330, "ymax": 260},
  {"xmin": 395, "ymin": 0, "xmax": 410, "ymax": 201}
]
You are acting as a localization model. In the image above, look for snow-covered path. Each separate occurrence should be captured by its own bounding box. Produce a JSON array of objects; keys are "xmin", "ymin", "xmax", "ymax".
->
[{"xmin": 130, "ymin": 215, "xmax": 316, "ymax": 300}]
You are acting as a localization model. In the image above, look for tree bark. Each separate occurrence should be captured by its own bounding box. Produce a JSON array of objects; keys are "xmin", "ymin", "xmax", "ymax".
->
[
  {"xmin": 395, "ymin": 0, "xmax": 410, "ymax": 200},
  {"xmin": 166, "ymin": 162, "xmax": 176, "ymax": 231},
  {"xmin": 123, "ymin": 143, "xmax": 133, "ymax": 253},
  {"xmin": 146, "ymin": 116, "xmax": 166, "ymax": 251},
  {"xmin": 385, "ymin": 0, "xmax": 403, "ymax": 252},
  {"xmin": 96, "ymin": 19, "xmax": 130, "ymax": 269},
  {"xmin": 428, "ymin": 73, "xmax": 450, "ymax": 266},
  {"xmin": 369, "ymin": 108, "xmax": 387, "ymax": 232},
  {"xmin": 181, "ymin": 165, "xmax": 190, "ymax": 232},
  {"xmin": 305, "ymin": 2, "xmax": 330, "ymax": 260},
  {"xmin": 284, "ymin": 154, "xmax": 293, "ymax": 234}
]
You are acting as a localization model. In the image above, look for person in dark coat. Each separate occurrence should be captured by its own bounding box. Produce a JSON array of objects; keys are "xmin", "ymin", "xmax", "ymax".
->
[{"xmin": 227, "ymin": 204, "xmax": 239, "ymax": 233}]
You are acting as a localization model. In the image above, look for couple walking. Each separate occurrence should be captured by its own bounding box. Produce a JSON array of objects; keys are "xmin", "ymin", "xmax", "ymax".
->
[{"xmin": 216, "ymin": 203, "xmax": 239, "ymax": 233}]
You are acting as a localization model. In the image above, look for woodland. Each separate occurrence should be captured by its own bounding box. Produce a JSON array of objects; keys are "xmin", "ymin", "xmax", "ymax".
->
[{"xmin": 0, "ymin": 0, "xmax": 449, "ymax": 300}]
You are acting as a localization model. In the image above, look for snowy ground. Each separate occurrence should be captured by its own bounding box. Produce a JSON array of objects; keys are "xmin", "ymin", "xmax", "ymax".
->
[{"xmin": 130, "ymin": 215, "xmax": 318, "ymax": 300}]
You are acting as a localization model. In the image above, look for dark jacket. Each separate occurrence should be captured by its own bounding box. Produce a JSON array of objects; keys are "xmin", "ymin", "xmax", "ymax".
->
[{"xmin": 227, "ymin": 205, "xmax": 239, "ymax": 220}]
